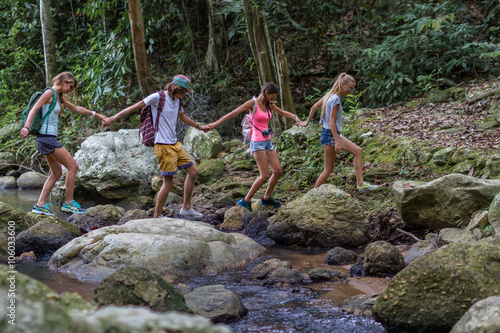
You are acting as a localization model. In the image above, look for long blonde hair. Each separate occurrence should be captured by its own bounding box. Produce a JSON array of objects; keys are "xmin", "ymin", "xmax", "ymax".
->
[
  {"xmin": 52, "ymin": 71, "xmax": 78, "ymax": 114},
  {"xmin": 320, "ymin": 73, "xmax": 355, "ymax": 120}
]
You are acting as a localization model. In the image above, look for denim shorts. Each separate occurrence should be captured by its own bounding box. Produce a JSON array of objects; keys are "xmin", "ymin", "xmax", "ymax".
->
[
  {"xmin": 36, "ymin": 134, "xmax": 63, "ymax": 155},
  {"xmin": 250, "ymin": 139, "xmax": 274, "ymax": 153},
  {"xmin": 320, "ymin": 128, "xmax": 341, "ymax": 146}
]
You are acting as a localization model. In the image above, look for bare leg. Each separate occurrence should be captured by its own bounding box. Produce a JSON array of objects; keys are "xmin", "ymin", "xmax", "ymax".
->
[
  {"xmin": 244, "ymin": 150, "xmax": 270, "ymax": 202},
  {"xmin": 314, "ymin": 145, "xmax": 336, "ymax": 188},
  {"xmin": 338, "ymin": 136, "xmax": 364, "ymax": 186},
  {"xmin": 154, "ymin": 175, "xmax": 174, "ymax": 218},
  {"xmin": 182, "ymin": 164, "xmax": 199, "ymax": 210},
  {"xmin": 262, "ymin": 149, "xmax": 282, "ymax": 200}
]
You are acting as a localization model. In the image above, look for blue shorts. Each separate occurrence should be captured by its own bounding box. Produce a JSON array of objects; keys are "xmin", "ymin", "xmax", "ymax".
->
[
  {"xmin": 320, "ymin": 128, "xmax": 341, "ymax": 146},
  {"xmin": 250, "ymin": 139, "xmax": 274, "ymax": 153},
  {"xmin": 36, "ymin": 134, "xmax": 63, "ymax": 155}
]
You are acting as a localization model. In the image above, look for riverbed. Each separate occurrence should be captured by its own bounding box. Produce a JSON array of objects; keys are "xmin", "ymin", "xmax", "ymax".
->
[{"xmin": 4, "ymin": 188, "xmax": 387, "ymax": 332}]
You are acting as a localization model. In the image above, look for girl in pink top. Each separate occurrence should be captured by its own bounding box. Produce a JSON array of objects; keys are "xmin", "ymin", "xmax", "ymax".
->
[{"xmin": 208, "ymin": 82, "xmax": 299, "ymax": 211}]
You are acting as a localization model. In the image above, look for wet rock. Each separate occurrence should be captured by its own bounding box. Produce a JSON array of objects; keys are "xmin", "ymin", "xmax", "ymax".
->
[
  {"xmin": 184, "ymin": 284, "xmax": 248, "ymax": 323},
  {"xmin": 18, "ymin": 251, "xmax": 36, "ymax": 261},
  {"xmin": 373, "ymin": 238, "xmax": 500, "ymax": 333},
  {"xmin": 93, "ymin": 266, "xmax": 191, "ymax": 313},
  {"xmin": 0, "ymin": 176, "xmax": 17, "ymax": 189},
  {"xmin": 16, "ymin": 216, "xmax": 81, "ymax": 256},
  {"xmin": 450, "ymin": 296, "xmax": 500, "ymax": 333},
  {"xmin": 117, "ymin": 209, "xmax": 149, "ymax": 225},
  {"xmin": 16, "ymin": 171, "xmax": 47, "ymax": 189},
  {"xmin": 438, "ymin": 228, "xmax": 477, "ymax": 244},
  {"xmin": 183, "ymin": 126, "xmax": 221, "ymax": 159},
  {"xmin": 350, "ymin": 241, "xmax": 405, "ymax": 277},
  {"xmin": 220, "ymin": 206, "xmax": 246, "ymax": 231},
  {"xmin": 241, "ymin": 211, "xmax": 275, "ymax": 246},
  {"xmin": 268, "ymin": 185, "xmax": 370, "ymax": 248},
  {"xmin": 250, "ymin": 258, "xmax": 303, "ymax": 287},
  {"xmin": 404, "ymin": 240, "xmax": 437, "ymax": 265},
  {"xmin": 341, "ymin": 294, "xmax": 378, "ymax": 317},
  {"xmin": 489, "ymin": 192, "xmax": 500, "ymax": 235},
  {"xmin": 393, "ymin": 174, "xmax": 500, "ymax": 230},
  {"xmin": 325, "ymin": 247, "xmax": 358, "ymax": 265},
  {"xmin": 308, "ymin": 268, "xmax": 347, "ymax": 282},
  {"xmin": 67, "ymin": 204, "xmax": 125, "ymax": 232},
  {"xmin": 49, "ymin": 219, "xmax": 265, "ymax": 283},
  {"xmin": 0, "ymin": 202, "xmax": 37, "ymax": 234}
]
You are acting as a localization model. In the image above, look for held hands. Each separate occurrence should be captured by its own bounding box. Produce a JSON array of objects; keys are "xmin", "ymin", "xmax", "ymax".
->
[
  {"xmin": 101, "ymin": 116, "xmax": 114, "ymax": 127},
  {"xmin": 197, "ymin": 125, "xmax": 211, "ymax": 133}
]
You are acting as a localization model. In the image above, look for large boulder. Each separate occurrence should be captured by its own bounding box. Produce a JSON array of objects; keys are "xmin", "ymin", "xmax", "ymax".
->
[
  {"xmin": 48, "ymin": 218, "xmax": 266, "ymax": 283},
  {"xmin": 16, "ymin": 171, "xmax": 47, "ymax": 189},
  {"xmin": 93, "ymin": 266, "xmax": 191, "ymax": 313},
  {"xmin": 393, "ymin": 174, "xmax": 500, "ymax": 229},
  {"xmin": 67, "ymin": 204, "xmax": 126, "ymax": 232},
  {"xmin": 0, "ymin": 202, "xmax": 37, "ymax": 234},
  {"xmin": 55, "ymin": 129, "xmax": 159, "ymax": 200},
  {"xmin": 184, "ymin": 284, "xmax": 248, "ymax": 323},
  {"xmin": 373, "ymin": 237, "xmax": 500, "ymax": 333},
  {"xmin": 450, "ymin": 296, "xmax": 500, "ymax": 333},
  {"xmin": 16, "ymin": 216, "xmax": 81, "ymax": 256},
  {"xmin": 267, "ymin": 185, "xmax": 370, "ymax": 248},
  {"xmin": 280, "ymin": 125, "xmax": 317, "ymax": 146},
  {"xmin": 183, "ymin": 126, "xmax": 221, "ymax": 159}
]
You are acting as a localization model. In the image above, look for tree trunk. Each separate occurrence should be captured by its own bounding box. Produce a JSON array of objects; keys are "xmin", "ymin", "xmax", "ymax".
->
[
  {"xmin": 128, "ymin": 0, "xmax": 155, "ymax": 97},
  {"xmin": 274, "ymin": 39, "xmax": 296, "ymax": 130},
  {"xmin": 243, "ymin": 0, "xmax": 277, "ymax": 86},
  {"xmin": 205, "ymin": 0, "xmax": 226, "ymax": 73},
  {"xmin": 40, "ymin": 0, "xmax": 57, "ymax": 87}
]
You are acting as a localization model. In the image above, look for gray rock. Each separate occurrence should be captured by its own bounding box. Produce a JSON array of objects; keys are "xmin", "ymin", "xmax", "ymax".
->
[
  {"xmin": 489, "ymin": 192, "xmax": 500, "ymax": 235},
  {"xmin": 373, "ymin": 238, "xmax": 500, "ymax": 333},
  {"xmin": 183, "ymin": 126, "xmax": 221, "ymax": 159},
  {"xmin": 280, "ymin": 125, "xmax": 317, "ymax": 145},
  {"xmin": 93, "ymin": 266, "xmax": 191, "ymax": 313},
  {"xmin": 351, "ymin": 241, "xmax": 405, "ymax": 277},
  {"xmin": 250, "ymin": 258, "xmax": 303, "ymax": 287},
  {"xmin": 393, "ymin": 174, "xmax": 500, "ymax": 230},
  {"xmin": 341, "ymin": 294, "xmax": 378, "ymax": 317},
  {"xmin": 17, "ymin": 171, "xmax": 47, "ymax": 189},
  {"xmin": 325, "ymin": 247, "xmax": 358, "ymax": 265},
  {"xmin": 308, "ymin": 268, "xmax": 347, "ymax": 282},
  {"xmin": 465, "ymin": 210, "xmax": 489, "ymax": 231},
  {"xmin": 432, "ymin": 147, "xmax": 456, "ymax": 166},
  {"xmin": 242, "ymin": 211, "xmax": 275, "ymax": 246},
  {"xmin": 48, "ymin": 218, "xmax": 266, "ymax": 283},
  {"xmin": 268, "ymin": 184, "xmax": 370, "ymax": 248},
  {"xmin": 220, "ymin": 206, "xmax": 247, "ymax": 231},
  {"xmin": 0, "ymin": 176, "xmax": 17, "ymax": 189},
  {"xmin": 118, "ymin": 209, "xmax": 149, "ymax": 225},
  {"xmin": 404, "ymin": 240, "xmax": 437, "ymax": 265},
  {"xmin": 450, "ymin": 296, "xmax": 500, "ymax": 333},
  {"xmin": 221, "ymin": 139, "xmax": 243, "ymax": 151},
  {"xmin": 16, "ymin": 216, "xmax": 81, "ymax": 256},
  {"xmin": 184, "ymin": 285, "xmax": 248, "ymax": 323},
  {"xmin": 439, "ymin": 228, "xmax": 477, "ymax": 244},
  {"xmin": 67, "ymin": 204, "xmax": 125, "ymax": 232}
]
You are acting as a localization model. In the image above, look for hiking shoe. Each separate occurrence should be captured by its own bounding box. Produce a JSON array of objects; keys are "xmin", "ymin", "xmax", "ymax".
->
[
  {"xmin": 32, "ymin": 203, "xmax": 55, "ymax": 216},
  {"xmin": 357, "ymin": 182, "xmax": 379, "ymax": 191},
  {"xmin": 61, "ymin": 200, "xmax": 86, "ymax": 214},
  {"xmin": 238, "ymin": 198, "xmax": 252, "ymax": 212},
  {"xmin": 179, "ymin": 208, "xmax": 203, "ymax": 219},
  {"xmin": 261, "ymin": 197, "xmax": 281, "ymax": 208}
]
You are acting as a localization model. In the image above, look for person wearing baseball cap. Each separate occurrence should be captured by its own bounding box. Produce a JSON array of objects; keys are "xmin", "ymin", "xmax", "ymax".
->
[{"xmin": 102, "ymin": 75, "xmax": 209, "ymax": 219}]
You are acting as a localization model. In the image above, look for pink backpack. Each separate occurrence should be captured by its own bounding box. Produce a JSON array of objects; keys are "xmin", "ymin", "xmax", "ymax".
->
[
  {"xmin": 241, "ymin": 96, "xmax": 258, "ymax": 144},
  {"xmin": 139, "ymin": 91, "xmax": 182, "ymax": 147}
]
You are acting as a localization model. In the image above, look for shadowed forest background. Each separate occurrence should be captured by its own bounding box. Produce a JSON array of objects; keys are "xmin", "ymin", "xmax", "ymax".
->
[{"xmin": 0, "ymin": 0, "xmax": 499, "ymax": 168}]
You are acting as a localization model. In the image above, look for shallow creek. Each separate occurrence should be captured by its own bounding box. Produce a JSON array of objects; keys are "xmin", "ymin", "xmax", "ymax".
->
[{"xmin": 4, "ymin": 188, "xmax": 387, "ymax": 332}]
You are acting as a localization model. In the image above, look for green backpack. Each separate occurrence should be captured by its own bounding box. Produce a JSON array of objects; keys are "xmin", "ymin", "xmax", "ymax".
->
[{"xmin": 21, "ymin": 87, "xmax": 57, "ymax": 135}]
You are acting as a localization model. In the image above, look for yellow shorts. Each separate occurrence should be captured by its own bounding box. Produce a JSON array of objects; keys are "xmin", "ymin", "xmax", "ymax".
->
[{"xmin": 154, "ymin": 142, "xmax": 193, "ymax": 176}]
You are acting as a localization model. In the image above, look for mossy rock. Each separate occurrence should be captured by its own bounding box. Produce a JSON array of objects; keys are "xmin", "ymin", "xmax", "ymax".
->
[
  {"xmin": 197, "ymin": 159, "xmax": 225, "ymax": 184},
  {"xmin": 426, "ymin": 87, "xmax": 466, "ymax": 104},
  {"xmin": 0, "ymin": 202, "xmax": 37, "ymax": 234},
  {"xmin": 221, "ymin": 139, "xmax": 243, "ymax": 151},
  {"xmin": 93, "ymin": 266, "xmax": 192, "ymax": 313},
  {"xmin": 373, "ymin": 237, "xmax": 500, "ymax": 333},
  {"xmin": 229, "ymin": 159, "xmax": 255, "ymax": 171}
]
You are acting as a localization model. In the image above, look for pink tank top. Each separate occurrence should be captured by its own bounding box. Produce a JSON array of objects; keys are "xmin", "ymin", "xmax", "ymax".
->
[{"xmin": 251, "ymin": 102, "xmax": 272, "ymax": 142}]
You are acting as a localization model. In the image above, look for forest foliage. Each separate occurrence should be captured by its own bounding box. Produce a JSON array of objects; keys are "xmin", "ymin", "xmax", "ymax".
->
[{"xmin": 0, "ymin": 0, "xmax": 499, "ymax": 141}]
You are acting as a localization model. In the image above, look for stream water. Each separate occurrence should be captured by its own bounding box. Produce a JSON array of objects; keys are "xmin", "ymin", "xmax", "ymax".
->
[{"xmin": 3, "ymin": 188, "xmax": 386, "ymax": 333}]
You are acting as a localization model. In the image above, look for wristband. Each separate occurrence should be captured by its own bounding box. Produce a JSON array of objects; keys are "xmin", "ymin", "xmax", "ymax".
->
[
  {"xmin": 195, "ymin": 124, "xmax": 200, "ymax": 129},
  {"xmin": 91, "ymin": 111, "xmax": 96, "ymax": 117},
  {"xmin": 23, "ymin": 126, "xmax": 30, "ymax": 130}
]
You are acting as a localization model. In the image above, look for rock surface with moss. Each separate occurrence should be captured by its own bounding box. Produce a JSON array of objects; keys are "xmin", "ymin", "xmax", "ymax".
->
[
  {"xmin": 183, "ymin": 126, "xmax": 221, "ymax": 159},
  {"xmin": 267, "ymin": 185, "xmax": 370, "ymax": 248},
  {"xmin": 373, "ymin": 237, "xmax": 500, "ymax": 333}
]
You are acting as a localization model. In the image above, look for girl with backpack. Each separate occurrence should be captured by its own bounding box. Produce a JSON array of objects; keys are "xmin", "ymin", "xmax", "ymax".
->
[
  {"xmin": 299, "ymin": 73, "xmax": 378, "ymax": 191},
  {"xmin": 207, "ymin": 82, "xmax": 300, "ymax": 211},
  {"xmin": 20, "ymin": 71, "xmax": 106, "ymax": 215}
]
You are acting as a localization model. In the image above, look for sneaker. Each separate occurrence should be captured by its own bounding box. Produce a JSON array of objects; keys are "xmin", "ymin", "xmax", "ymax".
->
[
  {"xmin": 238, "ymin": 198, "xmax": 252, "ymax": 212},
  {"xmin": 357, "ymin": 182, "xmax": 379, "ymax": 191},
  {"xmin": 261, "ymin": 197, "xmax": 281, "ymax": 208},
  {"xmin": 32, "ymin": 203, "xmax": 55, "ymax": 216},
  {"xmin": 179, "ymin": 208, "xmax": 203, "ymax": 219},
  {"xmin": 61, "ymin": 200, "xmax": 86, "ymax": 214}
]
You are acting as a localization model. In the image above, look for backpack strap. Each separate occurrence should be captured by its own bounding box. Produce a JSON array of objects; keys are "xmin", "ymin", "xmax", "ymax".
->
[
  {"xmin": 41, "ymin": 87, "xmax": 58, "ymax": 134},
  {"xmin": 250, "ymin": 96, "xmax": 257, "ymax": 123},
  {"xmin": 154, "ymin": 91, "xmax": 167, "ymax": 132}
]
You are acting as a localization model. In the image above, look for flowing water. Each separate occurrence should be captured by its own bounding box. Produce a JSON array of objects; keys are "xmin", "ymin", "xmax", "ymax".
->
[{"xmin": 3, "ymin": 188, "xmax": 386, "ymax": 333}]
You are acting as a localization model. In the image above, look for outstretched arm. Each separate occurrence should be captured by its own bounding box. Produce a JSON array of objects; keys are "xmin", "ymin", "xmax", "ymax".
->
[
  {"xmin": 61, "ymin": 98, "xmax": 106, "ymax": 121},
  {"xmin": 177, "ymin": 113, "xmax": 210, "ymax": 132},
  {"xmin": 269, "ymin": 104, "xmax": 301, "ymax": 125},
  {"xmin": 102, "ymin": 100, "xmax": 146, "ymax": 126},
  {"xmin": 303, "ymin": 97, "xmax": 324, "ymax": 126},
  {"xmin": 207, "ymin": 99, "xmax": 255, "ymax": 129}
]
